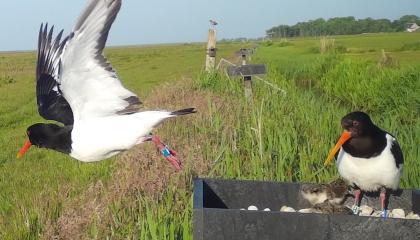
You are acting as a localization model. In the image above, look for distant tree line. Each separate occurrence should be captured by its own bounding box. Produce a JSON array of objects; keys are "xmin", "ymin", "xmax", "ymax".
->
[{"xmin": 266, "ymin": 15, "xmax": 420, "ymax": 38}]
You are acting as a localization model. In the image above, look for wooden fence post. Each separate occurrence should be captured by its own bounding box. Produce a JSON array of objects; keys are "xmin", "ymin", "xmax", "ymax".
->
[
  {"xmin": 226, "ymin": 50, "xmax": 266, "ymax": 102},
  {"xmin": 205, "ymin": 29, "xmax": 217, "ymax": 72},
  {"xmin": 243, "ymin": 75, "xmax": 253, "ymax": 100}
]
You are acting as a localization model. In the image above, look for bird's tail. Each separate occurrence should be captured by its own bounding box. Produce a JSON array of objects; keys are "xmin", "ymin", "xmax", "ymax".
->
[{"xmin": 170, "ymin": 108, "xmax": 197, "ymax": 116}]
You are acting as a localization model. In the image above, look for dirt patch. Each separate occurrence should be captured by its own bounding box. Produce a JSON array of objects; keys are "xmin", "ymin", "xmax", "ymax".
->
[{"xmin": 41, "ymin": 78, "xmax": 230, "ymax": 239}]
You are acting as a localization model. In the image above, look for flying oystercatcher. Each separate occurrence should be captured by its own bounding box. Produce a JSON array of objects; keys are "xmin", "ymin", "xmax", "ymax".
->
[
  {"xmin": 324, "ymin": 111, "xmax": 404, "ymax": 217},
  {"xmin": 17, "ymin": 0, "xmax": 195, "ymax": 170}
]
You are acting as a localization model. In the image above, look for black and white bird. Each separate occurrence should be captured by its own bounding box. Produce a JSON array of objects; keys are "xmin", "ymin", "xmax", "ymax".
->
[
  {"xmin": 324, "ymin": 111, "xmax": 403, "ymax": 217},
  {"xmin": 17, "ymin": 0, "xmax": 195, "ymax": 170},
  {"xmin": 209, "ymin": 20, "xmax": 218, "ymax": 26}
]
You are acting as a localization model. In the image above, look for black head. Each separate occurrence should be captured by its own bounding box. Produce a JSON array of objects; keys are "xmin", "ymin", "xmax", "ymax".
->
[
  {"xmin": 17, "ymin": 123, "xmax": 72, "ymax": 157},
  {"xmin": 341, "ymin": 111, "xmax": 375, "ymax": 138},
  {"xmin": 324, "ymin": 111, "xmax": 383, "ymax": 165},
  {"xmin": 27, "ymin": 123, "xmax": 64, "ymax": 148}
]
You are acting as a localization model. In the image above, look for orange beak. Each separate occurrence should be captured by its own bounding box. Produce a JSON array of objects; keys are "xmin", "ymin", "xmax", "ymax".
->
[
  {"xmin": 324, "ymin": 131, "xmax": 351, "ymax": 166},
  {"xmin": 17, "ymin": 140, "xmax": 32, "ymax": 158}
]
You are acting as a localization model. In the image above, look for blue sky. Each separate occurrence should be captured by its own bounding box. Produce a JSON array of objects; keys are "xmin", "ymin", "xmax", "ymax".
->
[{"xmin": 1, "ymin": 0, "xmax": 419, "ymax": 51}]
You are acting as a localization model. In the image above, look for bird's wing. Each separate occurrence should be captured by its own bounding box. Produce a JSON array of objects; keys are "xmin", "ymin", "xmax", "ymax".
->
[
  {"xmin": 59, "ymin": 0, "xmax": 141, "ymax": 121},
  {"xmin": 390, "ymin": 137, "xmax": 404, "ymax": 168},
  {"xmin": 36, "ymin": 23, "xmax": 74, "ymax": 125}
]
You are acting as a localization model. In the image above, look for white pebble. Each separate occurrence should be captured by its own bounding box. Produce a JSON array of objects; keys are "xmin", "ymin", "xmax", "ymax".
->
[
  {"xmin": 298, "ymin": 208, "xmax": 313, "ymax": 213},
  {"xmin": 359, "ymin": 205, "xmax": 374, "ymax": 216},
  {"xmin": 391, "ymin": 209, "xmax": 405, "ymax": 219},
  {"xmin": 247, "ymin": 205, "xmax": 258, "ymax": 211},
  {"xmin": 263, "ymin": 208, "xmax": 271, "ymax": 211},
  {"xmin": 240, "ymin": 208, "xmax": 246, "ymax": 210},
  {"xmin": 280, "ymin": 206, "xmax": 296, "ymax": 212},
  {"xmin": 406, "ymin": 212, "xmax": 420, "ymax": 220}
]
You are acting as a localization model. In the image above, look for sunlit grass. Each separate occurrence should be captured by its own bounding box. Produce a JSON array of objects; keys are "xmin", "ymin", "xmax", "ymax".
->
[
  {"xmin": 0, "ymin": 43, "xmax": 241, "ymax": 239},
  {"xmin": 0, "ymin": 32, "xmax": 419, "ymax": 239}
]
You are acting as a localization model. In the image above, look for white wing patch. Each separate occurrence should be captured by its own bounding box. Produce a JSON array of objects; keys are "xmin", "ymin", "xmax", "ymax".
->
[{"xmin": 59, "ymin": 0, "xmax": 140, "ymax": 121}]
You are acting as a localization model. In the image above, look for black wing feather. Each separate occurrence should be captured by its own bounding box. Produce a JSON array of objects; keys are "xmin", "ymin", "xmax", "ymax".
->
[
  {"xmin": 390, "ymin": 139, "xmax": 404, "ymax": 169},
  {"xmin": 37, "ymin": 74, "xmax": 74, "ymax": 125},
  {"xmin": 36, "ymin": 23, "xmax": 73, "ymax": 125}
]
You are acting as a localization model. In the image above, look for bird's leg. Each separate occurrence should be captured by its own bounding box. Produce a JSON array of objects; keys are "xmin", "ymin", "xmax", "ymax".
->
[
  {"xmin": 380, "ymin": 187, "xmax": 388, "ymax": 218},
  {"xmin": 352, "ymin": 189, "xmax": 362, "ymax": 214},
  {"xmin": 145, "ymin": 134, "xmax": 182, "ymax": 171}
]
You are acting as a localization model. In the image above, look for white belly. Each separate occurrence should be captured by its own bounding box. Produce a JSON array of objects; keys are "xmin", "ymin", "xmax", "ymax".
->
[
  {"xmin": 337, "ymin": 135, "xmax": 402, "ymax": 191},
  {"xmin": 69, "ymin": 112, "xmax": 169, "ymax": 162}
]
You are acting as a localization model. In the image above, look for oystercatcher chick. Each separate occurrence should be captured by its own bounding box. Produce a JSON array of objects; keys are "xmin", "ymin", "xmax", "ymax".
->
[
  {"xmin": 17, "ymin": 0, "xmax": 195, "ymax": 170},
  {"xmin": 301, "ymin": 178, "xmax": 350, "ymax": 206},
  {"xmin": 324, "ymin": 111, "xmax": 403, "ymax": 217},
  {"xmin": 301, "ymin": 179, "xmax": 353, "ymax": 215}
]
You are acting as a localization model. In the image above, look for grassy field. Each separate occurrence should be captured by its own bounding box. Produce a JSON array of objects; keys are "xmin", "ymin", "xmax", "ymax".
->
[{"xmin": 0, "ymin": 32, "xmax": 419, "ymax": 239}]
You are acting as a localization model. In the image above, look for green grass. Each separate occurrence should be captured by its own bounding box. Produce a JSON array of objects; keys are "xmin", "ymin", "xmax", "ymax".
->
[
  {"xmin": 0, "ymin": 43, "xmax": 240, "ymax": 239},
  {"xmin": 0, "ymin": 32, "xmax": 419, "ymax": 239},
  {"xmin": 197, "ymin": 57, "xmax": 418, "ymax": 187},
  {"xmin": 264, "ymin": 32, "xmax": 420, "ymax": 65}
]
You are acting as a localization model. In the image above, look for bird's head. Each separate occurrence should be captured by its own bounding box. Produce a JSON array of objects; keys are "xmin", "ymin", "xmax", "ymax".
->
[
  {"xmin": 324, "ymin": 111, "xmax": 373, "ymax": 166},
  {"xmin": 340, "ymin": 111, "xmax": 373, "ymax": 138},
  {"xmin": 17, "ymin": 123, "xmax": 65, "ymax": 158},
  {"xmin": 301, "ymin": 184, "xmax": 328, "ymax": 205}
]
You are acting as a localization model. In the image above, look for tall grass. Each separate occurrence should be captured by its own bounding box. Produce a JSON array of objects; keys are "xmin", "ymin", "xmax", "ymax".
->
[
  {"xmin": 252, "ymin": 48, "xmax": 419, "ymax": 188},
  {"xmin": 195, "ymin": 71, "xmax": 339, "ymax": 182},
  {"xmin": 320, "ymin": 37, "xmax": 335, "ymax": 54},
  {"xmin": 195, "ymin": 48, "xmax": 419, "ymax": 188}
]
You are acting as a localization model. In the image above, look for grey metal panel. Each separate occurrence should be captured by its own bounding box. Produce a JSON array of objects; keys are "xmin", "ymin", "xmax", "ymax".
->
[
  {"xmin": 193, "ymin": 178, "xmax": 420, "ymax": 240},
  {"xmin": 196, "ymin": 208, "xmax": 420, "ymax": 240},
  {"xmin": 227, "ymin": 64, "xmax": 267, "ymax": 77},
  {"xmin": 198, "ymin": 209, "xmax": 330, "ymax": 240}
]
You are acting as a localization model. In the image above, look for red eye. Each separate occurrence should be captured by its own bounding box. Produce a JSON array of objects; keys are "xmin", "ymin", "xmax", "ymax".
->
[{"xmin": 352, "ymin": 121, "xmax": 359, "ymax": 126}]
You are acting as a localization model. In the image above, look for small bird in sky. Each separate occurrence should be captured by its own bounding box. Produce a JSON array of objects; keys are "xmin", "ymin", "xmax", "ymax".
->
[{"xmin": 209, "ymin": 19, "xmax": 218, "ymax": 26}]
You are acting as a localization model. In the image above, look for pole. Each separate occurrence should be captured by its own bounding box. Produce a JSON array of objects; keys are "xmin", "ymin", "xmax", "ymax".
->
[
  {"xmin": 244, "ymin": 75, "xmax": 252, "ymax": 100},
  {"xmin": 205, "ymin": 29, "xmax": 217, "ymax": 72}
]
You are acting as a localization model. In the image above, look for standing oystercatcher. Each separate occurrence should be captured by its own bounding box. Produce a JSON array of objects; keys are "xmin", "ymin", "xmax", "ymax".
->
[
  {"xmin": 17, "ymin": 0, "xmax": 195, "ymax": 170},
  {"xmin": 324, "ymin": 111, "xmax": 403, "ymax": 217}
]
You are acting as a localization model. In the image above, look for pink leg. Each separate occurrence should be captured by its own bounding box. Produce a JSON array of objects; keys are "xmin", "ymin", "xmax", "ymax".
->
[
  {"xmin": 147, "ymin": 135, "xmax": 182, "ymax": 171},
  {"xmin": 380, "ymin": 190, "xmax": 386, "ymax": 210},
  {"xmin": 354, "ymin": 189, "xmax": 361, "ymax": 206},
  {"xmin": 352, "ymin": 189, "xmax": 362, "ymax": 214},
  {"xmin": 380, "ymin": 188, "xmax": 388, "ymax": 218}
]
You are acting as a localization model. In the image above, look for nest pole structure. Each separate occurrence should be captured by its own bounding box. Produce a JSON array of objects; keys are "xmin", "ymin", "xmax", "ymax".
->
[{"xmin": 205, "ymin": 28, "xmax": 217, "ymax": 72}]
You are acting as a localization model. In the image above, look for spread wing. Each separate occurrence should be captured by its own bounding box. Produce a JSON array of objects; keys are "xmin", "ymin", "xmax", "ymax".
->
[
  {"xmin": 59, "ymin": 0, "xmax": 141, "ymax": 121},
  {"xmin": 36, "ymin": 23, "xmax": 74, "ymax": 125}
]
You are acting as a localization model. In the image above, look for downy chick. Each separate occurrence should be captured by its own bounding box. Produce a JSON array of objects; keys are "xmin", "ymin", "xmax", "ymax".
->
[{"xmin": 301, "ymin": 178, "xmax": 349, "ymax": 206}]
